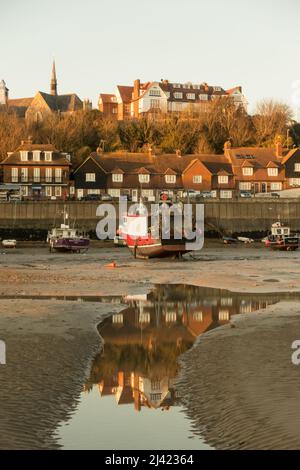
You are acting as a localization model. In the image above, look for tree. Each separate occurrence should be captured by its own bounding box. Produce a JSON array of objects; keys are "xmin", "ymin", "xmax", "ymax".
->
[{"xmin": 253, "ymin": 99, "xmax": 293, "ymax": 146}]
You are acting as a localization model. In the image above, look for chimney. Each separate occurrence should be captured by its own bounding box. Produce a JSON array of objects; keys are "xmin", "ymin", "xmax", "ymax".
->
[
  {"xmin": 275, "ymin": 140, "xmax": 283, "ymax": 158},
  {"xmin": 133, "ymin": 79, "xmax": 140, "ymax": 118},
  {"xmin": 27, "ymin": 135, "xmax": 33, "ymax": 145},
  {"xmin": 176, "ymin": 149, "xmax": 181, "ymax": 157}
]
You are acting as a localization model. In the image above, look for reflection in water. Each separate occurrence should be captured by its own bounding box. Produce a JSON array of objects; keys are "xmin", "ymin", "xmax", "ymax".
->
[{"xmin": 84, "ymin": 285, "xmax": 286, "ymax": 413}]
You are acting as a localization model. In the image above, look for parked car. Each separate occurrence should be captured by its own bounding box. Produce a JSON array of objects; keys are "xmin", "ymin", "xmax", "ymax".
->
[
  {"xmin": 271, "ymin": 192, "xmax": 280, "ymax": 199},
  {"xmin": 81, "ymin": 194, "xmax": 101, "ymax": 201},
  {"xmin": 239, "ymin": 191, "xmax": 252, "ymax": 198},
  {"xmin": 182, "ymin": 190, "xmax": 202, "ymax": 199},
  {"xmin": 101, "ymin": 194, "xmax": 113, "ymax": 201},
  {"xmin": 201, "ymin": 191, "xmax": 214, "ymax": 198}
]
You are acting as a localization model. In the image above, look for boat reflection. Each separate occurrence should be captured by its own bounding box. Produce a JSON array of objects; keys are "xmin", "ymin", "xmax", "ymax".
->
[{"xmin": 85, "ymin": 285, "xmax": 291, "ymax": 411}]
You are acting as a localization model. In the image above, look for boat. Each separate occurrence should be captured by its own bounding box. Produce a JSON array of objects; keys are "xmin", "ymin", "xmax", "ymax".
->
[
  {"xmin": 264, "ymin": 221, "xmax": 299, "ymax": 251},
  {"xmin": 120, "ymin": 211, "xmax": 192, "ymax": 259},
  {"xmin": 2, "ymin": 239, "xmax": 17, "ymax": 248},
  {"xmin": 47, "ymin": 208, "xmax": 90, "ymax": 253}
]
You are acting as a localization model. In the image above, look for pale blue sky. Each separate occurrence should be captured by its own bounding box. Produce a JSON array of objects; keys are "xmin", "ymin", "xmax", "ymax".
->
[{"xmin": 1, "ymin": 0, "xmax": 300, "ymax": 114}]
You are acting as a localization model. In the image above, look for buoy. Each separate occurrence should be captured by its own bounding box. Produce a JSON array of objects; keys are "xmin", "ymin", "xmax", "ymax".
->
[{"xmin": 105, "ymin": 262, "xmax": 117, "ymax": 268}]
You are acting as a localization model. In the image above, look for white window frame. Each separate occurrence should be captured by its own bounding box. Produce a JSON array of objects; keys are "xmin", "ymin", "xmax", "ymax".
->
[
  {"xmin": 45, "ymin": 168, "xmax": 52, "ymax": 183},
  {"xmin": 242, "ymin": 167, "xmax": 253, "ymax": 176},
  {"xmin": 46, "ymin": 186, "xmax": 52, "ymax": 197},
  {"xmin": 85, "ymin": 173, "xmax": 96, "ymax": 182},
  {"xmin": 55, "ymin": 186, "xmax": 62, "ymax": 197},
  {"xmin": 112, "ymin": 173, "xmax": 123, "ymax": 183},
  {"xmin": 108, "ymin": 188, "xmax": 121, "ymax": 197},
  {"xmin": 220, "ymin": 190, "xmax": 232, "ymax": 199},
  {"xmin": 11, "ymin": 167, "xmax": 18, "ymax": 182},
  {"xmin": 187, "ymin": 93, "xmax": 196, "ymax": 100},
  {"xmin": 20, "ymin": 151, "xmax": 28, "ymax": 161},
  {"xmin": 21, "ymin": 186, "xmax": 28, "ymax": 197},
  {"xmin": 239, "ymin": 182, "xmax": 251, "ymax": 190},
  {"xmin": 294, "ymin": 163, "xmax": 300, "ymax": 172},
  {"xmin": 165, "ymin": 174, "xmax": 176, "ymax": 184},
  {"xmin": 21, "ymin": 167, "xmax": 28, "ymax": 182},
  {"xmin": 199, "ymin": 94, "xmax": 208, "ymax": 101},
  {"xmin": 33, "ymin": 150, "xmax": 41, "ymax": 161},
  {"xmin": 218, "ymin": 175, "xmax": 229, "ymax": 184},
  {"xmin": 267, "ymin": 167, "xmax": 278, "ymax": 177},
  {"xmin": 33, "ymin": 167, "xmax": 40, "ymax": 182},
  {"xmin": 193, "ymin": 175, "xmax": 202, "ymax": 184},
  {"xmin": 139, "ymin": 174, "xmax": 150, "ymax": 184},
  {"xmin": 149, "ymin": 89, "xmax": 161, "ymax": 97},
  {"xmin": 69, "ymin": 186, "xmax": 75, "ymax": 195},
  {"xmin": 45, "ymin": 151, "xmax": 52, "ymax": 162},
  {"xmin": 270, "ymin": 182, "xmax": 282, "ymax": 191},
  {"xmin": 55, "ymin": 168, "xmax": 62, "ymax": 183},
  {"xmin": 289, "ymin": 178, "xmax": 300, "ymax": 186},
  {"xmin": 174, "ymin": 92, "xmax": 183, "ymax": 99}
]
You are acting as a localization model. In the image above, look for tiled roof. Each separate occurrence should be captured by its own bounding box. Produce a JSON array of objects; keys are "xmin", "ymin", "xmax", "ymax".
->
[
  {"xmin": 100, "ymin": 93, "xmax": 117, "ymax": 103},
  {"xmin": 117, "ymin": 85, "xmax": 133, "ymax": 103},
  {"xmin": 39, "ymin": 92, "xmax": 83, "ymax": 112}
]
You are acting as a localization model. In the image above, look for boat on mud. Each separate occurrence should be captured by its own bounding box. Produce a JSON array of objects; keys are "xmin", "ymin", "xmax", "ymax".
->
[
  {"xmin": 264, "ymin": 221, "xmax": 299, "ymax": 251},
  {"xmin": 47, "ymin": 208, "xmax": 90, "ymax": 253},
  {"xmin": 2, "ymin": 239, "xmax": 17, "ymax": 248}
]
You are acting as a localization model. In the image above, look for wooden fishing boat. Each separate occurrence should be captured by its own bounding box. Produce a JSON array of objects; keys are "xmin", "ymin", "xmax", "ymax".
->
[
  {"xmin": 2, "ymin": 239, "xmax": 17, "ymax": 248},
  {"xmin": 47, "ymin": 207, "xmax": 90, "ymax": 253},
  {"xmin": 264, "ymin": 221, "xmax": 299, "ymax": 251}
]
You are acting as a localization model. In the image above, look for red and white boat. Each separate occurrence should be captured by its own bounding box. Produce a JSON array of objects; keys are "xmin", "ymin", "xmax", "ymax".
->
[{"xmin": 120, "ymin": 210, "xmax": 191, "ymax": 259}]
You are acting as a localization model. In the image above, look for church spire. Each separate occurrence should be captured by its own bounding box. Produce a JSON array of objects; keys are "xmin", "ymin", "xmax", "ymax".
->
[{"xmin": 50, "ymin": 60, "xmax": 57, "ymax": 96}]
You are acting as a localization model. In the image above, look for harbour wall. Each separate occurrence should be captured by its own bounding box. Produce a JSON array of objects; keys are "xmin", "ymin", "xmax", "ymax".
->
[{"xmin": 0, "ymin": 200, "xmax": 300, "ymax": 238}]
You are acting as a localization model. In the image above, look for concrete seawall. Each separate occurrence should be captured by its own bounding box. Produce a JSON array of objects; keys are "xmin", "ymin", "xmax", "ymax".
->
[{"xmin": 0, "ymin": 200, "xmax": 300, "ymax": 236}]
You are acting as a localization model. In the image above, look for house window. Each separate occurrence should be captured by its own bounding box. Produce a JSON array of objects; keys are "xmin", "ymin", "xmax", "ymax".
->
[
  {"xmin": 199, "ymin": 94, "xmax": 208, "ymax": 100},
  {"xmin": 289, "ymin": 178, "xmax": 300, "ymax": 186},
  {"xmin": 271, "ymin": 182, "xmax": 282, "ymax": 191},
  {"xmin": 45, "ymin": 151, "xmax": 52, "ymax": 162},
  {"xmin": 55, "ymin": 168, "xmax": 62, "ymax": 183},
  {"xmin": 218, "ymin": 175, "xmax": 228, "ymax": 184},
  {"xmin": 267, "ymin": 167, "xmax": 278, "ymax": 176},
  {"xmin": 239, "ymin": 182, "xmax": 251, "ymax": 190},
  {"xmin": 21, "ymin": 168, "xmax": 28, "ymax": 182},
  {"xmin": 173, "ymin": 83, "xmax": 181, "ymax": 88},
  {"xmin": 139, "ymin": 174, "xmax": 150, "ymax": 183},
  {"xmin": 151, "ymin": 381, "xmax": 161, "ymax": 391},
  {"xmin": 213, "ymin": 86, "xmax": 222, "ymax": 92},
  {"xmin": 87, "ymin": 189, "xmax": 100, "ymax": 194},
  {"xmin": 20, "ymin": 151, "xmax": 28, "ymax": 161},
  {"xmin": 294, "ymin": 163, "xmax": 300, "ymax": 172},
  {"xmin": 149, "ymin": 89, "xmax": 161, "ymax": 97},
  {"xmin": 108, "ymin": 188, "xmax": 120, "ymax": 197},
  {"xmin": 165, "ymin": 174, "xmax": 176, "ymax": 184},
  {"xmin": 150, "ymin": 99, "xmax": 160, "ymax": 109},
  {"xmin": 11, "ymin": 168, "xmax": 18, "ymax": 182},
  {"xmin": 46, "ymin": 168, "xmax": 52, "ymax": 182},
  {"xmin": 46, "ymin": 186, "xmax": 52, "ymax": 197},
  {"xmin": 174, "ymin": 92, "xmax": 183, "ymax": 99},
  {"xmin": 150, "ymin": 393, "xmax": 162, "ymax": 401},
  {"xmin": 33, "ymin": 168, "xmax": 40, "ymax": 182},
  {"xmin": 112, "ymin": 108, "xmax": 117, "ymax": 114},
  {"xmin": 139, "ymin": 313, "xmax": 150, "ymax": 323},
  {"xmin": 193, "ymin": 175, "xmax": 202, "ymax": 183},
  {"xmin": 33, "ymin": 150, "xmax": 41, "ymax": 161},
  {"xmin": 219, "ymin": 310, "xmax": 230, "ymax": 321},
  {"xmin": 141, "ymin": 189, "xmax": 154, "ymax": 198},
  {"xmin": 187, "ymin": 93, "xmax": 195, "ymax": 100},
  {"xmin": 55, "ymin": 186, "xmax": 61, "ymax": 197},
  {"xmin": 85, "ymin": 173, "xmax": 96, "ymax": 182},
  {"xmin": 112, "ymin": 173, "xmax": 123, "ymax": 183},
  {"xmin": 165, "ymin": 312, "xmax": 177, "ymax": 322},
  {"xmin": 220, "ymin": 190, "xmax": 232, "ymax": 199},
  {"xmin": 193, "ymin": 312, "xmax": 203, "ymax": 321},
  {"xmin": 112, "ymin": 313, "xmax": 123, "ymax": 324},
  {"xmin": 21, "ymin": 186, "xmax": 28, "ymax": 197},
  {"xmin": 70, "ymin": 186, "xmax": 75, "ymax": 195},
  {"xmin": 242, "ymin": 167, "xmax": 253, "ymax": 176}
]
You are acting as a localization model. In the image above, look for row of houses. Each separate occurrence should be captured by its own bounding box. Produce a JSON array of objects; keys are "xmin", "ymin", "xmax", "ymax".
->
[
  {"xmin": 1, "ymin": 138, "xmax": 300, "ymax": 201},
  {"xmin": 99, "ymin": 79, "xmax": 247, "ymax": 120}
]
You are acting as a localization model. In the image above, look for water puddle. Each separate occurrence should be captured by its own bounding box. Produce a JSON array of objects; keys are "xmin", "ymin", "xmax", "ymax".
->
[{"xmin": 54, "ymin": 285, "xmax": 300, "ymax": 449}]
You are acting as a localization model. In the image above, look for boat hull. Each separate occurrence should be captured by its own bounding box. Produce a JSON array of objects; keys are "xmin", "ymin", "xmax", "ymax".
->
[
  {"xmin": 127, "ymin": 237, "xmax": 191, "ymax": 259},
  {"xmin": 50, "ymin": 238, "xmax": 90, "ymax": 252}
]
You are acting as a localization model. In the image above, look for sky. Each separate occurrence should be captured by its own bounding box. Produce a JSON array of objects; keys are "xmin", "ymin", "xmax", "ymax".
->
[{"xmin": 1, "ymin": 0, "xmax": 300, "ymax": 115}]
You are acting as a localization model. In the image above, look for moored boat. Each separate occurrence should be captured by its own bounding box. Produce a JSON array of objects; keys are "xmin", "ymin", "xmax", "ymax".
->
[
  {"xmin": 2, "ymin": 239, "xmax": 17, "ymax": 248},
  {"xmin": 264, "ymin": 221, "xmax": 299, "ymax": 251},
  {"xmin": 47, "ymin": 208, "xmax": 90, "ymax": 253}
]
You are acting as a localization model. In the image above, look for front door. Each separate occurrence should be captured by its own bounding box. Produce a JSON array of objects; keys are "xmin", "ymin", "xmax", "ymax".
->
[
  {"xmin": 132, "ymin": 189, "xmax": 138, "ymax": 202},
  {"xmin": 261, "ymin": 183, "xmax": 267, "ymax": 193},
  {"xmin": 77, "ymin": 189, "xmax": 84, "ymax": 200},
  {"xmin": 254, "ymin": 183, "xmax": 259, "ymax": 194}
]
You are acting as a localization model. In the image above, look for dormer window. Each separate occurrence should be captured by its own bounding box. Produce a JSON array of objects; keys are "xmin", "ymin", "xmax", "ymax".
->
[
  {"xmin": 187, "ymin": 93, "xmax": 195, "ymax": 100},
  {"xmin": 45, "ymin": 151, "xmax": 52, "ymax": 162},
  {"xmin": 218, "ymin": 175, "xmax": 228, "ymax": 184},
  {"xmin": 193, "ymin": 175, "xmax": 202, "ymax": 183},
  {"xmin": 174, "ymin": 92, "xmax": 183, "ymax": 99},
  {"xmin": 242, "ymin": 167, "xmax": 253, "ymax": 176},
  {"xmin": 294, "ymin": 163, "xmax": 300, "ymax": 172},
  {"xmin": 33, "ymin": 150, "xmax": 41, "ymax": 161},
  {"xmin": 139, "ymin": 174, "xmax": 150, "ymax": 184},
  {"xmin": 268, "ymin": 168, "xmax": 278, "ymax": 176},
  {"xmin": 112, "ymin": 173, "xmax": 123, "ymax": 183},
  {"xmin": 20, "ymin": 151, "xmax": 28, "ymax": 161},
  {"xmin": 165, "ymin": 174, "xmax": 176, "ymax": 184}
]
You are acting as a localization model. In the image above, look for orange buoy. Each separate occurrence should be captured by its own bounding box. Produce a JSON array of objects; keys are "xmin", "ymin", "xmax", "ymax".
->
[{"xmin": 105, "ymin": 262, "xmax": 117, "ymax": 268}]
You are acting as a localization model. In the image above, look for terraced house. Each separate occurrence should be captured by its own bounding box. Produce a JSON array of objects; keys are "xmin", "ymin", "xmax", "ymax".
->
[{"xmin": 1, "ymin": 138, "xmax": 71, "ymax": 200}]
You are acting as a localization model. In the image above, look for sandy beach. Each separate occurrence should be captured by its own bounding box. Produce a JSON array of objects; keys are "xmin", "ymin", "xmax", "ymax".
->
[{"xmin": 1, "ymin": 241, "xmax": 300, "ymax": 449}]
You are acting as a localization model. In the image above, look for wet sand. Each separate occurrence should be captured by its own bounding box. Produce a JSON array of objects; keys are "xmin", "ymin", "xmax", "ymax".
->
[{"xmin": 1, "ymin": 241, "xmax": 300, "ymax": 449}]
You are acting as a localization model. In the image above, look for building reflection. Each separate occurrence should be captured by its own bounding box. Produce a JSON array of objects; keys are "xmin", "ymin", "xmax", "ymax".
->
[{"xmin": 85, "ymin": 285, "xmax": 280, "ymax": 411}]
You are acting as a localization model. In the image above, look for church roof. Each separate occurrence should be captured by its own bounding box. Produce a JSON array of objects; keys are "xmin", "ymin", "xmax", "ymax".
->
[{"xmin": 38, "ymin": 92, "xmax": 83, "ymax": 112}]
